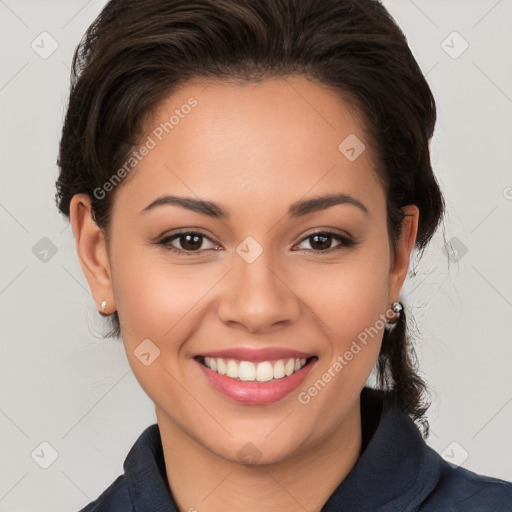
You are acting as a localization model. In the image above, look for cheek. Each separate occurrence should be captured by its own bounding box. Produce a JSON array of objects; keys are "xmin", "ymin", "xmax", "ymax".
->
[
  {"xmin": 295, "ymin": 241, "xmax": 391, "ymax": 375},
  {"xmin": 109, "ymin": 247, "xmax": 207, "ymax": 413},
  {"xmin": 110, "ymin": 241, "xmax": 213, "ymax": 338},
  {"xmin": 294, "ymin": 256, "xmax": 390, "ymax": 419},
  {"xmin": 301, "ymin": 247, "xmax": 390, "ymax": 331}
]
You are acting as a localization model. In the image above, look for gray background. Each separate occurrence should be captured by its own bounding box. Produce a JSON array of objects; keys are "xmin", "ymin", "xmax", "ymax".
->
[{"xmin": 1, "ymin": 0, "xmax": 511, "ymax": 510}]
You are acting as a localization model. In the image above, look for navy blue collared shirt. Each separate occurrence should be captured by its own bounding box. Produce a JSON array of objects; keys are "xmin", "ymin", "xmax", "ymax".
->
[{"xmin": 77, "ymin": 387, "xmax": 512, "ymax": 511}]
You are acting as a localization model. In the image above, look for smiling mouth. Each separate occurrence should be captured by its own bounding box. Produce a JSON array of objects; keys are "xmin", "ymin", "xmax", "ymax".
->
[{"xmin": 195, "ymin": 355, "xmax": 318, "ymax": 383}]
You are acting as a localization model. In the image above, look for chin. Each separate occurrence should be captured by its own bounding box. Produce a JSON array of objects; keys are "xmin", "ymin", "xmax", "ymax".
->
[{"xmin": 205, "ymin": 431, "xmax": 306, "ymax": 467}]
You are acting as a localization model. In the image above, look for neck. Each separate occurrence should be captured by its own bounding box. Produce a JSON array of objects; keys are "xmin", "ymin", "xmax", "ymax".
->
[{"xmin": 156, "ymin": 400, "xmax": 363, "ymax": 512}]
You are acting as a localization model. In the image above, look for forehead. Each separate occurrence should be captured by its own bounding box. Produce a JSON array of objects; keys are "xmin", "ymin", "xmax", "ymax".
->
[{"xmin": 114, "ymin": 76, "xmax": 385, "ymax": 220}]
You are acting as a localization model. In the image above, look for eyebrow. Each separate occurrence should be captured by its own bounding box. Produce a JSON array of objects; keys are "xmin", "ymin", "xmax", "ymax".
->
[{"xmin": 139, "ymin": 192, "xmax": 369, "ymax": 218}]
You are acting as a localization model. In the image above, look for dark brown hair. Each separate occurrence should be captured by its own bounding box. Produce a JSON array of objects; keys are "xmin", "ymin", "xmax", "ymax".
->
[{"xmin": 55, "ymin": 0, "xmax": 445, "ymax": 437}]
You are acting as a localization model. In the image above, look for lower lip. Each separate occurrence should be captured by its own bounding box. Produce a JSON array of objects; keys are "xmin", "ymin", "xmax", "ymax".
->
[{"xmin": 196, "ymin": 358, "xmax": 316, "ymax": 405}]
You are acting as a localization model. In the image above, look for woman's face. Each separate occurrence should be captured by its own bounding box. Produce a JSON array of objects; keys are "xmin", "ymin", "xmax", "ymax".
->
[{"xmin": 72, "ymin": 76, "xmax": 418, "ymax": 465}]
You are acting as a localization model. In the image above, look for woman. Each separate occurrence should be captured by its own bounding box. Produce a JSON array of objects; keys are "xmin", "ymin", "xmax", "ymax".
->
[{"xmin": 55, "ymin": 0, "xmax": 512, "ymax": 510}]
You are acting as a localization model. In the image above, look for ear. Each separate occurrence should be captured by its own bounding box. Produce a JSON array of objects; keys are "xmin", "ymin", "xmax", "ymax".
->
[
  {"xmin": 388, "ymin": 204, "xmax": 419, "ymax": 304},
  {"xmin": 69, "ymin": 194, "xmax": 115, "ymax": 315}
]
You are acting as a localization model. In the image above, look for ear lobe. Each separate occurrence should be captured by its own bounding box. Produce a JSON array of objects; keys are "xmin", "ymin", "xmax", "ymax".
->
[
  {"xmin": 388, "ymin": 205, "xmax": 419, "ymax": 299},
  {"xmin": 69, "ymin": 193, "xmax": 114, "ymax": 311}
]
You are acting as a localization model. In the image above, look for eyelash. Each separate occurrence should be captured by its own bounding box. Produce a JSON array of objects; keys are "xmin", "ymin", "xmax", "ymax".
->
[{"xmin": 156, "ymin": 229, "xmax": 358, "ymax": 256}]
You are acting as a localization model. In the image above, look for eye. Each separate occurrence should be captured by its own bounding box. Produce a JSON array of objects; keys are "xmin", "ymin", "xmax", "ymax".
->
[
  {"xmin": 156, "ymin": 229, "xmax": 358, "ymax": 256},
  {"xmin": 294, "ymin": 230, "xmax": 357, "ymax": 252},
  {"xmin": 157, "ymin": 231, "xmax": 220, "ymax": 255}
]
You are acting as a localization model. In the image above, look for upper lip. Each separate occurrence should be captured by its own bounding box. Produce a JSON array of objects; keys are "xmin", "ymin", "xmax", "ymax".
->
[{"xmin": 196, "ymin": 347, "xmax": 316, "ymax": 363}]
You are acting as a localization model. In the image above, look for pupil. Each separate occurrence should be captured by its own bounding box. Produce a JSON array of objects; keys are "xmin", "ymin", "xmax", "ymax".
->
[
  {"xmin": 311, "ymin": 234, "xmax": 331, "ymax": 250},
  {"xmin": 181, "ymin": 234, "xmax": 202, "ymax": 250}
]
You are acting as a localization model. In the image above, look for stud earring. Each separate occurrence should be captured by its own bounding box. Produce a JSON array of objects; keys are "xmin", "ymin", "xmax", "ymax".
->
[
  {"xmin": 391, "ymin": 300, "xmax": 403, "ymax": 314},
  {"xmin": 386, "ymin": 300, "xmax": 403, "ymax": 326},
  {"xmin": 101, "ymin": 300, "xmax": 107, "ymax": 312}
]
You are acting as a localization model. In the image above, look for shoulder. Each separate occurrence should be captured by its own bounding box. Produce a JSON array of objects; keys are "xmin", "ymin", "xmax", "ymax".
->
[
  {"xmin": 76, "ymin": 474, "xmax": 134, "ymax": 512},
  {"xmin": 420, "ymin": 456, "xmax": 512, "ymax": 512}
]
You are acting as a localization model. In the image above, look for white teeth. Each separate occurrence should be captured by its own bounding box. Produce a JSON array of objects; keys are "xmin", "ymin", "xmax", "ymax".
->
[
  {"xmin": 256, "ymin": 361, "xmax": 274, "ymax": 382},
  {"xmin": 284, "ymin": 358, "xmax": 295, "ymax": 376},
  {"xmin": 217, "ymin": 358, "xmax": 227, "ymax": 375},
  {"xmin": 226, "ymin": 359, "xmax": 238, "ymax": 378},
  {"xmin": 202, "ymin": 356, "xmax": 310, "ymax": 382},
  {"xmin": 239, "ymin": 361, "xmax": 255, "ymax": 381},
  {"xmin": 273, "ymin": 360, "xmax": 285, "ymax": 379}
]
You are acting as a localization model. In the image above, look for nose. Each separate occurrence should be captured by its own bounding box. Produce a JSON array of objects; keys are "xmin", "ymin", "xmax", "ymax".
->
[{"xmin": 216, "ymin": 251, "xmax": 302, "ymax": 334}]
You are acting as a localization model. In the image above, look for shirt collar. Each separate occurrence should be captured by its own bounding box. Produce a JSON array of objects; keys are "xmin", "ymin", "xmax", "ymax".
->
[
  {"xmin": 123, "ymin": 421, "xmax": 175, "ymax": 512},
  {"xmin": 123, "ymin": 386, "xmax": 442, "ymax": 511},
  {"xmin": 322, "ymin": 386, "xmax": 442, "ymax": 511}
]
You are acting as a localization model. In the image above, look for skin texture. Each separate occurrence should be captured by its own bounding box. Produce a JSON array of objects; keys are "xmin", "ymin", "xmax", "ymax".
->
[{"xmin": 70, "ymin": 76, "xmax": 419, "ymax": 512}]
